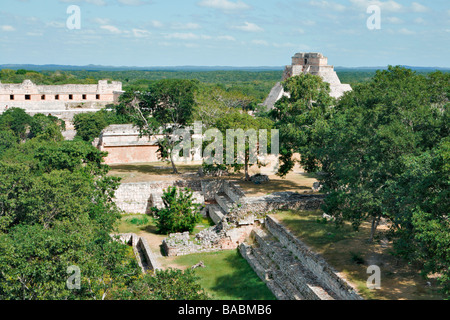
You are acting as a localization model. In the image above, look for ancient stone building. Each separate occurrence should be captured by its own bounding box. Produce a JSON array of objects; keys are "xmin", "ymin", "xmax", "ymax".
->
[
  {"xmin": 0, "ymin": 79, "xmax": 123, "ymax": 121},
  {"xmin": 262, "ymin": 52, "xmax": 352, "ymax": 109},
  {"xmin": 94, "ymin": 124, "xmax": 161, "ymax": 165},
  {"xmin": 94, "ymin": 124, "xmax": 203, "ymax": 165}
]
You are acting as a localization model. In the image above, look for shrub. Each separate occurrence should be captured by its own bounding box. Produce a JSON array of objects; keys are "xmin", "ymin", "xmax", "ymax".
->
[{"xmin": 151, "ymin": 187, "xmax": 202, "ymax": 234}]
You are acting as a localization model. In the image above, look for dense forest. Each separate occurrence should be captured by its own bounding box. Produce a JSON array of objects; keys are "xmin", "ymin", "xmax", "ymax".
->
[{"xmin": 0, "ymin": 66, "xmax": 448, "ymax": 299}]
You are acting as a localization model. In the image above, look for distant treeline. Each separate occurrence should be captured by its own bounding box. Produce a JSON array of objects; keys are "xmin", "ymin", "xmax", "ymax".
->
[{"xmin": 1, "ymin": 68, "xmax": 447, "ymax": 102}]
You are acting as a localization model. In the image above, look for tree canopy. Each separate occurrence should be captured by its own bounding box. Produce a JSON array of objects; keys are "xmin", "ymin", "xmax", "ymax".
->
[{"xmin": 271, "ymin": 66, "xmax": 449, "ymax": 295}]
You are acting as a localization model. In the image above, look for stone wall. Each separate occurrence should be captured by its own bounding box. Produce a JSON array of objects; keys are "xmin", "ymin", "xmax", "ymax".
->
[
  {"xmin": 162, "ymin": 224, "xmax": 257, "ymax": 257},
  {"xmin": 114, "ymin": 180, "xmax": 203, "ymax": 214},
  {"xmin": 0, "ymin": 79, "xmax": 122, "ymax": 111},
  {"xmin": 113, "ymin": 233, "xmax": 161, "ymax": 273},
  {"xmin": 263, "ymin": 216, "xmax": 361, "ymax": 300},
  {"xmin": 96, "ymin": 124, "xmax": 203, "ymax": 165},
  {"xmin": 225, "ymin": 192, "xmax": 325, "ymax": 226}
]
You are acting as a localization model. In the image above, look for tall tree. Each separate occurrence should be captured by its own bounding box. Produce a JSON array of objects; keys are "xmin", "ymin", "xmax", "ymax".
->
[
  {"xmin": 122, "ymin": 79, "xmax": 198, "ymax": 173},
  {"xmin": 215, "ymin": 111, "xmax": 274, "ymax": 181}
]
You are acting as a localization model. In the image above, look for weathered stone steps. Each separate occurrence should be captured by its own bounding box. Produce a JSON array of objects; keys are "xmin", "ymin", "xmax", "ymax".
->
[
  {"xmin": 208, "ymin": 204, "xmax": 226, "ymax": 225},
  {"xmin": 249, "ymin": 228, "xmax": 337, "ymax": 300},
  {"xmin": 215, "ymin": 193, "xmax": 234, "ymax": 214},
  {"xmin": 240, "ymin": 244, "xmax": 289, "ymax": 300}
]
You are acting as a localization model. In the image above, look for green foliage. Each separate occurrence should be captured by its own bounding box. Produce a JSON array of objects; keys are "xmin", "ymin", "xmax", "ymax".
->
[
  {"xmin": 214, "ymin": 111, "xmax": 274, "ymax": 180},
  {"xmin": 73, "ymin": 112, "xmax": 108, "ymax": 142},
  {"xmin": 73, "ymin": 108, "xmax": 130, "ymax": 142},
  {"xmin": 121, "ymin": 79, "xmax": 199, "ymax": 173},
  {"xmin": 0, "ymin": 134, "xmax": 211, "ymax": 300},
  {"xmin": 0, "ymin": 107, "xmax": 33, "ymax": 141},
  {"xmin": 29, "ymin": 113, "xmax": 65, "ymax": 141},
  {"xmin": 129, "ymin": 216, "xmax": 149, "ymax": 226},
  {"xmin": 0, "ymin": 108, "xmax": 65, "ymax": 144},
  {"xmin": 151, "ymin": 187, "xmax": 202, "ymax": 234},
  {"xmin": 0, "ymin": 129, "xmax": 18, "ymax": 154},
  {"xmin": 271, "ymin": 66, "xmax": 449, "ymax": 296},
  {"xmin": 109, "ymin": 268, "xmax": 209, "ymax": 300}
]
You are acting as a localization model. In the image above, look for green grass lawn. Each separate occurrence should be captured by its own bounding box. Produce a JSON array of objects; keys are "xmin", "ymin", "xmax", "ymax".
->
[
  {"xmin": 116, "ymin": 214, "xmax": 213, "ymax": 235},
  {"xmin": 168, "ymin": 250, "xmax": 276, "ymax": 300},
  {"xmin": 116, "ymin": 214, "xmax": 276, "ymax": 300}
]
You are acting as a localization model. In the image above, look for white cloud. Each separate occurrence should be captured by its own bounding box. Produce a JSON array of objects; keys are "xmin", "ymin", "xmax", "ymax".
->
[
  {"xmin": 151, "ymin": 20, "xmax": 163, "ymax": 28},
  {"xmin": 251, "ymin": 39, "xmax": 269, "ymax": 46},
  {"xmin": 232, "ymin": 22, "xmax": 263, "ymax": 32},
  {"xmin": 386, "ymin": 16, "xmax": 403, "ymax": 24},
  {"xmin": 60, "ymin": 0, "xmax": 152, "ymax": 5},
  {"xmin": 1, "ymin": 25, "xmax": 16, "ymax": 31},
  {"xmin": 273, "ymin": 42, "xmax": 297, "ymax": 48},
  {"xmin": 398, "ymin": 28, "xmax": 415, "ymax": 35},
  {"xmin": 414, "ymin": 17, "xmax": 426, "ymax": 24},
  {"xmin": 301, "ymin": 20, "xmax": 316, "ymax": 26},
  {"xmin": 118, "ymin": 0, "xmax": 152, "ymax": 5},
  {"xmin": 197, "ymin": 0, "xmax": 250, "ymax": 12},
  {"xmin": 411, "ymin": 2, "xmax": 429, "ymax": 13},
  {"xmin": 217, "ymin": 35, "xmax": 236, "ymax": 41},
  {"xmin": 46, "ymin": 21, "xmax": 66, "ymax": 28},
  {"xmin": 59, "ymin": 0, "xmax": 106, "ymax": 5},
  {"xmin": 132, "ymin": 28, "xmax": 151, "ymax": 37},
  {"xmin": 165, "ymin": 32, "xmax": 199, "ymax": 40},
  {"xmin": 26, "ymin": 32, "xmax": 43, "ymax": 37},
  {"xmin": 101, "ymin": 25, "xmax": 122, "ymax": 34},
  {"xmin": 349, "ymin": 0, "xmax": 403, "ymax": 13},
  {"xmin": 93, "ymin": 18, "xmax": 110, "ymax": 25},
  {"xmin": 309, "ymin": 0, "xmax": 346, "ymax": 12},
  {"xmin": 171, "ymin": 22, "xmax": 201, "ymax": 30}
]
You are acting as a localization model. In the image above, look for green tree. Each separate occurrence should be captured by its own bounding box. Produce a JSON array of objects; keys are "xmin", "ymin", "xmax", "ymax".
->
[
  {"xmin": 269, "ymin": 73, "xmax": 335, "ymax": 175},
  {"xmin": 0, "ymin": 107, "xmax": 33, "ymax": 141},
  {"xmin": 73, "ymin": 112, "xmax": 108, "ymax": 142},
  {"xmin": 215, "ymin": 111, "xmax": 274, "ymax": 180},
  {"xmin": 269, "ymin": 66, "xmax": 449, "ymax": 295},
  {"xmin": 122, "ymin": 79, "xmax": 198, "ymax": 173},
  {"xmin": 151, "ymin": 186, "xmax": 202, "ymax": 234},
  {"xmin": 109, "ymin": 268, "xmax": 209, "ymax": 300}
]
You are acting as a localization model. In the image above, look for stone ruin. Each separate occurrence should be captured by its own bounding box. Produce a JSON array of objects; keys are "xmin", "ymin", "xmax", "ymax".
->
[
  {"xmin": 0, "ymin": 79, "xmax": 124, "ymax": 121},
  {"xmin": 262, "ymin": 52, "xmax": 352, "ymax": 110},
  {"xmin": 112, "ymin": 233, "xmax": 161, "ymax": 273},
  {"xmin": 113, "ymin": 178, "xmax": 363, "ymax": 300},
  {"xmin": 160, "ymin": 179, "xmax": 325, "ymax": 257}
]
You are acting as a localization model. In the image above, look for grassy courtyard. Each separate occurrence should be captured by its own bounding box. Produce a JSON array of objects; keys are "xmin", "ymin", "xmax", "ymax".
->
[
  {"xmin": 116, "ymin": 214, "xmax": 275, "ymax": 300},
  {"xmin": 162, "ymin": 250, "xmax": 276, "ymax": 300}
]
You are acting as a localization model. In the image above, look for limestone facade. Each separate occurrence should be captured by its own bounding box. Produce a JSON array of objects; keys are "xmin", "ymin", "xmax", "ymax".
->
[
  {"xmin": 0, "ymin": 79, "xmax": 124, "ymax": 120},
  {"xmin": 94, "ymin": 124, "xmax": 203, "ymax": 165}
]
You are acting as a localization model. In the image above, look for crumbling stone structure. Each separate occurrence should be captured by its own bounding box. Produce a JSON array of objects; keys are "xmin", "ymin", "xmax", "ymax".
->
[
  {"xmin": 160, "ymin": 180, "xmax": 325, "ymax": 257},
  {"xmin": 239, "ymin": 216, "xmax": 362, "ymax": 300},
  {"xmin": 0, "ymin": 79, "xmax": 123, "ymax": 121},
  {"xmin": 262, "ymin": 52, "xmax": 352, "ymax": 109},
  {"xmin": 114, "ymin": 180, "xmax": 204, "ymax": 214},
  {"xmin": 113, "ymin": 233, "xmax": 161, "ymax": 273},
  {"xmin": 94, "ymin": 124, "xmax": 203, "ymax": 165}
]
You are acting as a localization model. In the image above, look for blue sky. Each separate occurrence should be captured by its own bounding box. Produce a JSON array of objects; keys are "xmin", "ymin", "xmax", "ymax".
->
[{"xmin": 0, "ymin": 0, "xmax": 449, "ymax": 67}]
